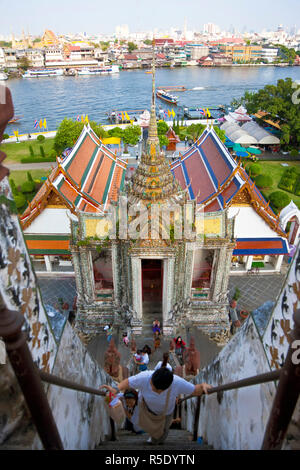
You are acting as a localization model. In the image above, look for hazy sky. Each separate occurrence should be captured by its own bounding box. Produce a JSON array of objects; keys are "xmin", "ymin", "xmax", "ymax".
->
[{"xmin": 0, "ymin": 0, "xmax": 299, "ymax": 36}]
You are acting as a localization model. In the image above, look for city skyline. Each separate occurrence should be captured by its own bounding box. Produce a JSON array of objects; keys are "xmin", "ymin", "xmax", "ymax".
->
[{"xmin": 0, "ymin": 0, "xmax": 299, "ymax": 37}]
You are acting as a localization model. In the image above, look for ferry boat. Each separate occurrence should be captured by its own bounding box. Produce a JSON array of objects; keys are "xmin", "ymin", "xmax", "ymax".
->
[
  {"xmin": 22, "ymin": 69, "xmax": 64, "ymax": 78},
  {"xmin": 0, "ymin": 71, "xmax": 8, "ymax": 80},
  {"xmin": 156, "ymin": 89, "xmax": 178, "ymax": 105},
  {"xmin": 77, "ymin": 65, "xmax": 119, "ymax": 75}
]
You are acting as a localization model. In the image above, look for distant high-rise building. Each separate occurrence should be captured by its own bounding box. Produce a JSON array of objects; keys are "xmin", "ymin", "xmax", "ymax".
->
[{"xmin": 203, "ymin": 23, "xmax": 220, "ymax": 35}]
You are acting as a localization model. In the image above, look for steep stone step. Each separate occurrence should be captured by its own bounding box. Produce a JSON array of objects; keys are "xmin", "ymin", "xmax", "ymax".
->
[{"xmin": 96, "ymin": 429, "xmax": 212, "ymax": 451}]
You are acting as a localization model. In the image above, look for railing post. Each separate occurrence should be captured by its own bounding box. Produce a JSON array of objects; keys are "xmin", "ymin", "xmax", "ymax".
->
[
  {"xmin": 261, "ymin": 309, "xmax": 300, "ymax": 450},
  {"xmin": 193, "ymin": 396, "xmax": 201, "ymax": 441},
  {"xmin": 0, "ymin": 306, "xmax": 64, "ymax": 450}
]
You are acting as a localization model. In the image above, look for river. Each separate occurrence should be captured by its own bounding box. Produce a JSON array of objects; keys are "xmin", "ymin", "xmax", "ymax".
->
[{"xmin": 4, "ymin": 66, "xmax": 300, "ymax": 135}]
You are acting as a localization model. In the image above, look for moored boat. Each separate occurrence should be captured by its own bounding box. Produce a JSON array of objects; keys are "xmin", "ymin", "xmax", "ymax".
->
[
  {"xmin": 22, "ymin": 68, "xmax": 64, "ymax": 78},
  {"xmin": 77, "ymin": 65, "xmax": 119, "ymax": 75},
  {"xmin": 156, "ymin": 89, "xmax": 178, "ymax": 105}
]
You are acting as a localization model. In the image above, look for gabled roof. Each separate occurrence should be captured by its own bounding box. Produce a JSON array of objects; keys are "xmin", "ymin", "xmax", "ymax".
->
[
  {"xmin": 21, "ymin": 125, "xmax": 127, "ymax": 229},
  {"xmin": 171, "ymin": 126, "xmax": 286, "ymax": 238}
]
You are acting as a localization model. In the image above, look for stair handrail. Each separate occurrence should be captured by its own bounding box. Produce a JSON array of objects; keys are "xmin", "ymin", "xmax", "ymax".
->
[
  {"xmin": 38, "ymin": 370, "xmax": 108, "ymax": 397},
  {"xmin": 177, "ymin": 368, "xmax": 281, "ymax": 404}
]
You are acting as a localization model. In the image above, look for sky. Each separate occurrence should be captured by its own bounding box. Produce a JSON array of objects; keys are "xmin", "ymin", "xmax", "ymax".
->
[{"xmin": 0, "ymin": 0, "xmax": 299, "ymax": 36}]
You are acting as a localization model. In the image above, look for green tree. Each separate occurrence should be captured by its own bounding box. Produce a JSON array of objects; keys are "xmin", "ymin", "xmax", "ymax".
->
[
  {"xmin": 213, "ymin": 126, "xmax": 226, "ymax": 142},
  {"xmin": 108, "ymin": 127, "xmax": 124, "ymax": 138},
  {"xmin": 186, "ymin": 123, "xmax": 205, "ymax": 141},
  {"xmin": 128, "ymin": 42, "xmax": 138, "ymax": 53},
  {"xmin": 157, "ymin": 120, "xmax": 169, "ymax": 135},
  {"xmin": 159, "ymin": 135, "xmax": 169, "ymax": 147},
  {"xmin": 238, "ymin": 78, "xmax": 300, "ymax": 148},
  {"xmin": 54, "ymin": 118, "xmax": 107, "ymax": 154},
  {"xmin": 143, "ymin": 39, "xmax": 153, "ymax": 46},
  {"xmin": 37, "ymin": 134, "xmax": 45, "ymax": 143},
  {"xmin": 17, "ymin": 56, "xmax": 30, "ymax": 70},
  {"xmin": 122, "ymin": 125, "xmax": 141, "ymax": 152}
]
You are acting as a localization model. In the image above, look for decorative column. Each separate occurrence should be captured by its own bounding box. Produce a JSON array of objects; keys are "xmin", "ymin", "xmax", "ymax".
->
[
  {"xmin": 183, "ymin": 245, "xmax": 194, "ymax": 299},
  {"xmin": 79, "ymin": 247, "xmax": 94, "ymax": 303},
  {"xmin": 111, "ymin": 243, "xmax": 121, "ymax": 304},
  {"xmin": 131, "ymin": 257, "xmax": 142, "ymax": 333},
  {"xmin": 275, "ymin": 255, "xmax": 284, "ymax": 272},
  {"xmin": 70, "ymin": 245, "xmax": 85, "ymax": 304},
  {"xmin": 163, "ymin": 258, "xmax": 175, "ymax": 335},
  {"xmin": 245, "ymin": 255, "xmax": 253, "ymax": 271},
  {"xmin": 211, "ymin": 247, "xmax": 227, "ymax": 302},
  {"xmin": 44, "ymin": 255, "xmax": 52, "ymax": 272}
]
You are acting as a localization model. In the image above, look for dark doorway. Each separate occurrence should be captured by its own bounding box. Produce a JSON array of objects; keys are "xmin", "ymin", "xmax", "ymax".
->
[
  {"xmin": 141, "ymin": 259, "xmax": 163, "ymax": 324},
  {"xmin": 142, "ymin": 259, "xmax": 163, "ymax": 301}
]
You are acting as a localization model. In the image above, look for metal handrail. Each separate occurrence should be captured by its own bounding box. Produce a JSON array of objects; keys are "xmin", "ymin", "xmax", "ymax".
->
[
  {"xmin": 178, "ymin": 369, "xmax": 281, "ymax": 404},
  {"xmin": 38, "ymin": 370, "xmax": 108, "ymax": 397}
]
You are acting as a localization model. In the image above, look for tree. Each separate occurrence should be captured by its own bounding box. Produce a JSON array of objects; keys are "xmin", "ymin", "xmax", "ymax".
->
[
  {"xmin": 17, "ymin": 56, "xmax": 30, "ymax": 71},
  {"xmin": 143, "ymin": 39, "xmax": 153, "ymax": 46},
  {"xmin": 238, "ymin": 78, "xmax": 300, "ymax": 148},
  {"xmin": 186, "ymin": 123, "xmax": 205, "ymax": 141},
  {"xmin": 213, "ymin": 126, "xmax": 226, "ymax": 143},
  {"xmin": 54, "ymin": 118, "xmax": 84, "ymax": 154},
  {"xmin": 157, "ymin": 120, "xmax": 169, "ymax": 136},
  {"xmin": 159, "ymin": 135, "xmax": 169, "ymax": 148},
  {"xmin": 54, "ymin": 118, "xmax": 107, "ymax": 154},
  {"xmin": 128, "ymin": 42, "xmax": 138, "ymax": 53},
  {"xmin": 122, "ymin": 125, "xmax": 141, "ymax": 152}
]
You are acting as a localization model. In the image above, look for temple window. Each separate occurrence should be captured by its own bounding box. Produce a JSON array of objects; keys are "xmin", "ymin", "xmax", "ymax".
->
[
  {"xmin": 191, "ymin": 249, "xmax": 214, "ymax": 300},
  {"xmin": 92, "ymin": 249, "xmax": 114, "ymax": 299}
]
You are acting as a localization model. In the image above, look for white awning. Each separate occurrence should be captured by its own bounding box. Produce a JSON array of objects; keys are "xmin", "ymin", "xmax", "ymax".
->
[{"xmin": 241, "ymin": 121, "xmax": 280, "ymax": 144}]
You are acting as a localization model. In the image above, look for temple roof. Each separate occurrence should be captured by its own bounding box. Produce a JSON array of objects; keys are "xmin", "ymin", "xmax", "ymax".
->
[
  {"xmin": 171, "ymin": 126, "xmax": 287, "ymax": 238},
  {"xmin": 21, "ymin": 125, "xmax": 127, "ymax": 229}
]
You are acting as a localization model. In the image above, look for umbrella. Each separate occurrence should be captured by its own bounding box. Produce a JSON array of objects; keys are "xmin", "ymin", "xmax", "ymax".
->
[
  {"xmin": 235, "ymin": 150, "xmax": 249, "ymax": 157},
  {"xmin": 225, "ymin": 141, "xmax": 234, "ymax": 148},
  {"xmin": 233, "ymin": 143, "xmax": 244, "ymax": 152},
  {"xmin": 246, "ymin": 147, "xmax": 262, "ymax": 155}
]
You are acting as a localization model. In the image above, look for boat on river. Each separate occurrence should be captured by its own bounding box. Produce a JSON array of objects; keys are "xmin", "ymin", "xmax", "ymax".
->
[
  {"xmin": 156, "ymin": 89, "xmax": 178, "ymax": 105},
  {"xmin": 22, "ymin": 69, "xmax": 64, "ymax": 78},
  {"xmin": 77, "ymin": 65, "xmax": 119, "ymax": 75}
]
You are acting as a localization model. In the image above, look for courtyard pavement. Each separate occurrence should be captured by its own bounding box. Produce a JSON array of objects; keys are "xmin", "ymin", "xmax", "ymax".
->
[
  {"xmin": 36, "ymin": 272, "xmax": 286, "ymax": 370},
  {"xmin": 228, "ymin": 273, "xmax": 285, "ymax": 313}
]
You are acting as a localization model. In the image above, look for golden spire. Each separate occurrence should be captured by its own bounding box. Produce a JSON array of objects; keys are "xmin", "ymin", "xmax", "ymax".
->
[
  {"xmin": 127, "ymin": 38, "xmax": 182, "ymax": 205},
  {"xmin": 146, "ymin": 40, "xmax": 160, "ymax": 153}
]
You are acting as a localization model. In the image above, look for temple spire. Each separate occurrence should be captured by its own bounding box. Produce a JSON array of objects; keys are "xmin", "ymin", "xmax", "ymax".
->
[{"xmin": 147, "ymin": 40, "xmax": 159, "ymax": 149}]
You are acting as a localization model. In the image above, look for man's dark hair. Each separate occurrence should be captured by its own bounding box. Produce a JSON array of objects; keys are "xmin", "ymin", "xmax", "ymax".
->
[{"xmin": 151, "ymin": 368, "xmax": 173, "ymax": 391}]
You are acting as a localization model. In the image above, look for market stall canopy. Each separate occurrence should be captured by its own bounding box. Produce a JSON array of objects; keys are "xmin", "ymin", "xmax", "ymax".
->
[
  {"xmin": 221, "ymin": 121, "xmax": 258, "ymax": 144},
  {"xmin": 241, "ymin": 121, "xmax": 280, "ymax": 145}
]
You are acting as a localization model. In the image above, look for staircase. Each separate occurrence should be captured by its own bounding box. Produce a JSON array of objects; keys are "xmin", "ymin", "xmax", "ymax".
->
[{"xmin": 96, "ymin": 429, "xmax": 212, "ymax": 450}]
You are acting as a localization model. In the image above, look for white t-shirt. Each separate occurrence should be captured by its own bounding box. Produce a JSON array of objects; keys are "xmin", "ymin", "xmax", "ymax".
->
[
  {"xmin": 154, "ymin": 361, "xmax": 172, "ymax": 371},
  {"xmin": 142, "ymin": 353, "xmax": 149, "ymax": 365},
  {"xmin": 128, "ymin": 370, "xmax": 195, "ymax": 416}
]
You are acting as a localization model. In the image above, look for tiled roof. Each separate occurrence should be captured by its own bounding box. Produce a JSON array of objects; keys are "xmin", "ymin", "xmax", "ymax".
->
[
  {"xmin": 171, "ymin": 126, "xmax": 287, "ymax": 238},
  {"xmin": 21, "ymin": 125, "xmax": 127, "ymax": 229}
]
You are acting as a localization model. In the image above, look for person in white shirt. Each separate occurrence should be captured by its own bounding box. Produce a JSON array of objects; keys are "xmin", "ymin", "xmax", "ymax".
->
[
  {"xmin": 154, "ymin": 352, "xmax": 172, "ymax": 371},
  {"xmin": 102, "ymin": 368, "xmax": 211, "ymax": 445}
]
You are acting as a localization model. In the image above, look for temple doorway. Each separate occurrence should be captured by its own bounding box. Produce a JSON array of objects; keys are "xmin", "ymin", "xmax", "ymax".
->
[{"xmin": 141, "ymin": 259, "xmax": 163, "ymax": 327}]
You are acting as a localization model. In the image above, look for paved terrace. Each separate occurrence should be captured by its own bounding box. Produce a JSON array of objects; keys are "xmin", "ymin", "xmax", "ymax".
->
[{"xmin": 37, "ymin": 272, "xmax": 286, "ymax": 372}]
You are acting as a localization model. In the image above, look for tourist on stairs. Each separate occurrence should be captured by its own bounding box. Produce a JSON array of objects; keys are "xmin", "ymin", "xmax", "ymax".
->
[
  {"xmin": 154, "ymin": 352, "xmax": 172, "ymax": 371},
  {"xmin": 101, "ymin": 368, "xmax": 211, "ymax": 445}
]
